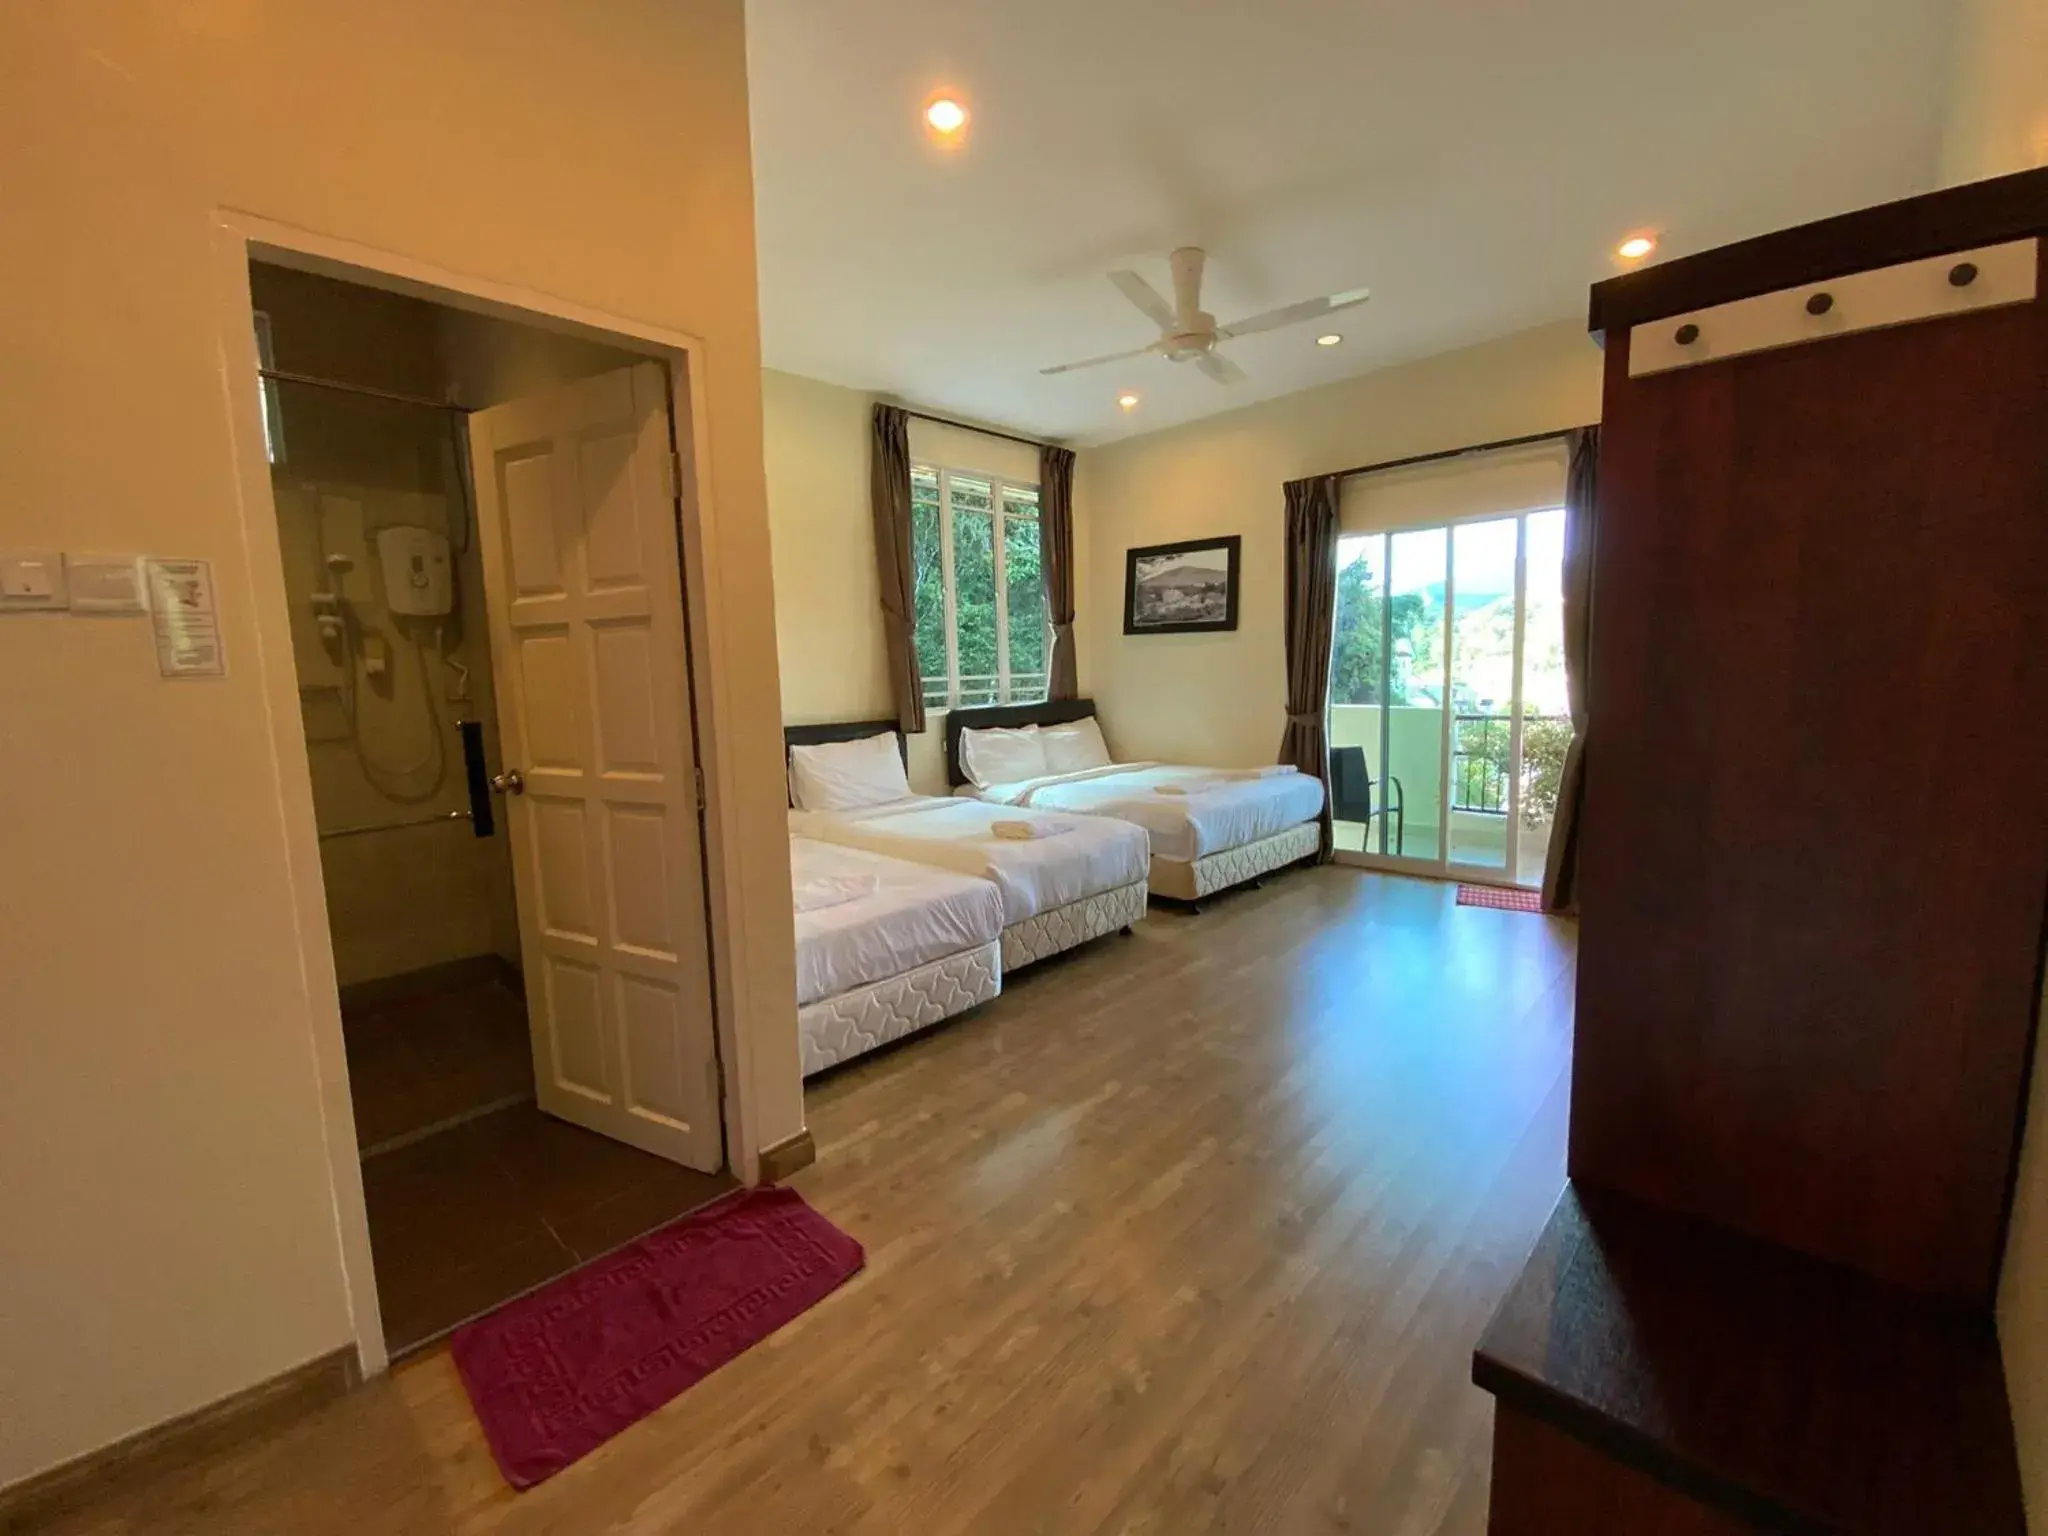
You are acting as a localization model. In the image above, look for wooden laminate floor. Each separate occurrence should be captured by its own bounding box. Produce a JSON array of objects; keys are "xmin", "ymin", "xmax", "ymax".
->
[{"xmin": 28, "ymin": 869, "xmax": 1574, "ymax": 1536}]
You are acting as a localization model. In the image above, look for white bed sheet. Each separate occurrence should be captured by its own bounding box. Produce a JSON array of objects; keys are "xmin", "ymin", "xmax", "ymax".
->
[
  {"xmin": 965, "ymin": 762, "xmax": 1326, "ymax": 863},
  {"xmin": 788, "ymin": 797, "xmax": 1149, "ymax": 926},
  {"xmin": 790, "ymin": 837, "xmax": 1005, "ymax": 1007}
]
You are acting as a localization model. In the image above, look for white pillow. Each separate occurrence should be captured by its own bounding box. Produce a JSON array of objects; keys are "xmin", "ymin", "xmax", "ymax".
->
[
  {"xmin": 1040, "ymin": 717, "xmax": 1112, "ymax": 774},
  {"xmin": 960, "ymin": 725, "xmax": 1047, "ymax": 788},
  {"xmin": 788, "ymin": 731, "xmax": 912, "ymax": 812}
]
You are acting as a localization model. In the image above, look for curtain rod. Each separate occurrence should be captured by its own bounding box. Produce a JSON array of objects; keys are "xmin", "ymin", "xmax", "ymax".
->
[
  {"xmin": 899, "ymin": 407, "xmax": 1053, "ymax": 454},
  {"xmin": 1331, "ymin": 425, "xmax": 1591, "ymax": 483}
]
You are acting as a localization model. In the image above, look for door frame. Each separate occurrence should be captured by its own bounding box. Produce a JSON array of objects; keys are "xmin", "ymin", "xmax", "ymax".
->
[{"xmin": 208, "ymin": 211, "xmax": 767, "ymax": 1378}]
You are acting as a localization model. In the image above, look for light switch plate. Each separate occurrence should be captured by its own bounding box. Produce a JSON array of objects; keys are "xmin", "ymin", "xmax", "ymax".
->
[
  {"xmin": 0, "ymin": 550, "xmax": 68, "ymax": 611},
  {"xmin": 66, "ymin": 554, "xmax": 147, "ymax": 614}
]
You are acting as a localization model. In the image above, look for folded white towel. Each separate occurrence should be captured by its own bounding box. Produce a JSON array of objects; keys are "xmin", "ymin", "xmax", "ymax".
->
[
  {"xmin": 792, "ymin": 874, "xmax": 878, "ymax": 914},
  {"xmin": 990, "ymin": 818, "xmax": 1069, "ymax": 841}
]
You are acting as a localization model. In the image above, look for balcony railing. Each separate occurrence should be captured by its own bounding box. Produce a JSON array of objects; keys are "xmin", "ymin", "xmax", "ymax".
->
[
  {"xmin": 921, "ymin": 672, "xmax": 1050, "ymax": 710},
  {"xmin": 1452, "ymin": 713, "xmax": 1567, "ymax": 815}
]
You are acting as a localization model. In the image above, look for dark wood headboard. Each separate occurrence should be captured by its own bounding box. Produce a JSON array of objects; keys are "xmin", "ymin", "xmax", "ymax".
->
[
  {"xmin": 943, "ymin": 698, "xmax": 1098, "ymax": 788},
  {"xmin": 783, "ymin": 719, "xmax": 907, "ymax": 806}
]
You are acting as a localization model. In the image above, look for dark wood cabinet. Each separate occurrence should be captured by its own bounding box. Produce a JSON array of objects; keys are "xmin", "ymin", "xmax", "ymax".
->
[{"xmin": 1476, "ymin": 168, "xmax": 2048, "ymax": 1533}]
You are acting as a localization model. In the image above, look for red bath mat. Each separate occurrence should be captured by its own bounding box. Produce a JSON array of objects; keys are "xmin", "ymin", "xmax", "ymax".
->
[
  {"xmin": 452, "ymin": 1185, "xmax": 863, "ymax": 1488},
  {"xmin": 1456, "ymin": 883, "xmax": 1545, "ymax": 913}
]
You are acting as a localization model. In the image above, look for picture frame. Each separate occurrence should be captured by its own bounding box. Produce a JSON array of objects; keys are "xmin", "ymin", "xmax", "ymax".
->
[{"xmin": 1122, "ymin": 534, "xmax": 1241, "ymax": 635}]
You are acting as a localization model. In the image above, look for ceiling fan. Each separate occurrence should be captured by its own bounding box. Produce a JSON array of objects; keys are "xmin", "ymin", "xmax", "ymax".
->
[{"xmin": 1041, "ymin": 247, "xmax": 1370, "ymax": 385}]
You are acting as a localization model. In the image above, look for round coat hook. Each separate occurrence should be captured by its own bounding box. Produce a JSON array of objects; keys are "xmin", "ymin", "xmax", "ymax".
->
[
  {"xmin": 1949, "ymin": 261, "xmax": 1979, "ymax": 288},
  {"xmin": 1674, "ymin": 323, "xmax": 1700, "ymax": 346},
  {"xmin": 1805, "ymin": 292, "xmax": 1835, "ymax": 316}
]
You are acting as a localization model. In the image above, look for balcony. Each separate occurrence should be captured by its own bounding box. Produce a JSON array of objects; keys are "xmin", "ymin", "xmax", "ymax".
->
[{"xmin": 1329, "ymin": 705, "xmax": 1566, "ymax": 886}]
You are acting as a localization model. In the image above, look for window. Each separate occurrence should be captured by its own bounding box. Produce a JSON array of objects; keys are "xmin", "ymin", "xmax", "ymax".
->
[{"xmin": 911, "ymin": 465, "xmax": 1047, "ymax": 709}]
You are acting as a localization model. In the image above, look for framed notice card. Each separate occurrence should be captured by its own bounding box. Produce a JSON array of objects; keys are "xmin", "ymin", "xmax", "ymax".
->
[{"xmin": 145, "ymin": 557, "xmax": 225, "ymax": 678}]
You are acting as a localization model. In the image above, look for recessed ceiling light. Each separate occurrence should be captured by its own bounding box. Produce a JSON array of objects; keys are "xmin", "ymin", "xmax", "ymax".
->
[
  {"xmin": 1316, "ymin": 333, "xmax": 1342, "ymax": 347},
  {"xmin": 925, "ymin": 98, "xmax": 968, "ymax": 135},
  {"xmin": 1617, "ymin": 234, "xmax": 1657, "ymax": 260},
  {"xmin": 1117, "ymin": 393, "xmax": 1140, "ymax": 411}
]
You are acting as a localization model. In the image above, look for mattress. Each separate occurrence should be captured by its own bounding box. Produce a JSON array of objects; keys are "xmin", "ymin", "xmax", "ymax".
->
[
  {"xmin": 1001, "ymin": 879, "xmax": 1148, "ymax": 969},
  {"xmin": 790, "ymin": 836, "xmax": 1005, "ymax": 1007},
  {"xmin": 966, "ymin": 762, "xmax": 1326, "ymax": 863},
  {"xmin": 789, "ymin": 797, "xmax": 1150, "ymax": 927},
  {"xmin": 798, "ymin": 939, "xmax": 1001, "ymax": 1076},
  {"xmin": 1149, "ymin": 821, "xmax": 1320, "ymax": 901}
]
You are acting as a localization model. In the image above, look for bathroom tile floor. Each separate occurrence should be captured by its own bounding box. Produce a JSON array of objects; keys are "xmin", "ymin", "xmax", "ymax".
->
[{"xmin": 343, "ymin": 970, "xmax": 734, "ymax": 1354}]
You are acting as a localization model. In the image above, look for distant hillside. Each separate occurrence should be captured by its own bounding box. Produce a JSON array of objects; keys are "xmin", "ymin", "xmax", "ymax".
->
[{"xmin": 1139, "ymin": 563, "xmax": 1227, "ymax": 590}]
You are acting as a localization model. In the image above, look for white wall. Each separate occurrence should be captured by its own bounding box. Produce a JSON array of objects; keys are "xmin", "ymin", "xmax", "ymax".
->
[
  {"xmin": 1940, "ymin": 0, "xmax": 2048, "ymax": 185},
  {"xmin": 0, "ymin": 0, "xmax": 796, "ymax": 1490},
  {"xmin": 761, "ymin": 370, "xmax": 1070, "ymax": 793},
  {"xmin": 1079, "ymin": 321, "xmax": 1601, "ymax": 768}
]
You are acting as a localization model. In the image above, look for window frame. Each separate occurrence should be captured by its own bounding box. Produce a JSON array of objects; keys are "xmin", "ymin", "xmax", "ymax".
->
[{"xmin": 915, "ymin": 462, "xmax": 1048, "ymax": 711}]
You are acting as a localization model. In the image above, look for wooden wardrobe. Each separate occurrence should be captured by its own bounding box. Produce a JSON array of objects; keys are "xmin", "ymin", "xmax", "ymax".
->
[{"xmin": 1475, "ymin": 169, "xmax": 2048, "ymax": 1533}]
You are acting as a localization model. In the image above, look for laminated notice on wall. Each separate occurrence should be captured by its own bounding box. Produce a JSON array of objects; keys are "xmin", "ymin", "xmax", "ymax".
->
[{"xmin": 145, "ymin": 557, "xmax": 225, "ymax": 678}]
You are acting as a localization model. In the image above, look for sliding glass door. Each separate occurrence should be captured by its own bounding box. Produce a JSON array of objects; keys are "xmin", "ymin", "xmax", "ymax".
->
[{"xmin": 1330, "ymin": 506, "xmax": 1568, "ymax": 888}]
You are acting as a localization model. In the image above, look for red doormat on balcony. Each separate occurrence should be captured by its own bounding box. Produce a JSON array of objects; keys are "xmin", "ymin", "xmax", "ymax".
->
[
  {"xmin": 452, "ymin": 1185, "xmax": 863, "ymax": 1488},
  {"xmin": 1456, "ymin": 883, "xmax": 1545, "ymax": 913}
]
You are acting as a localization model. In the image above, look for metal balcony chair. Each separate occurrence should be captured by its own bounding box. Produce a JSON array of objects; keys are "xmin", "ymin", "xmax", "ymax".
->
[{"xmin": 1327, "ymin": 745, "xmax": 1405, "ymax": 856}]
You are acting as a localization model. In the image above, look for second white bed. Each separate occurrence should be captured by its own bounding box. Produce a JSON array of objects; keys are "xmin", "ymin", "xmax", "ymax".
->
[
  {"xmin": 789, "ymin": 797, "xmax": 1150, "ymax": 969},
  {"xmin": 965, "ymin": 762, "xmax": 1325, "ymax": 863},
  {"xmin": 792, "ymin": 836, "xmax": 1005, "ymax": 1076}
]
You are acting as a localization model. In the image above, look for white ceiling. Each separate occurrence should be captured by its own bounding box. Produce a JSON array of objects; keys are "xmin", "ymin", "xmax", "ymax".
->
[{"xmin": 746, "ymin": 0, "xmax": 1954, "ymax": 444}]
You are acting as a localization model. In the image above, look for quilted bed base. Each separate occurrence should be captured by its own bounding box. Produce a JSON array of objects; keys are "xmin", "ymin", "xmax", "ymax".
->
[
  {"xmin": 1150, "ymin": 820, "xmax": 1321, "ymax": 902},
  {"xmin": 798, "ymin": 938, "xmax": 1002, "ymax": 1077},
  {"xmin": 1000, "ymin": 880, "xmax": 1148, "ymax": 970}
]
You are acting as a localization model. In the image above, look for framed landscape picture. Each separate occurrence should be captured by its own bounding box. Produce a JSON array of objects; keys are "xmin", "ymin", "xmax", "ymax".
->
[{"xmin": 1123, "ymin": 535, "xmax": 1241, "ymax": 635}]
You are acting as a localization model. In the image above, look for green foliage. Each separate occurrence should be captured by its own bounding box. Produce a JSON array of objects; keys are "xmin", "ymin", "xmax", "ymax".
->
[
  {"xmin": 1518, "ymin": 715, "xmax": 1573, "ymax": 827},
  {"xmin": 1330, "ymin": 557, "xmax": 1428, "ymax": 706},
  {"xmin": 911, "ymin": 469, "xmax": 1045, "ymax": 706}
]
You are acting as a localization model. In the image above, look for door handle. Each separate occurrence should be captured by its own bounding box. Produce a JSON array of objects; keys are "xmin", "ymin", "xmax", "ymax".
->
[
  {"xmin": 491, "ymin": 770, "xmax": 526, "ymax": 796},
  {"xmin": 459, "ymin": 720, "xmax": 495, "ymax": 837}
]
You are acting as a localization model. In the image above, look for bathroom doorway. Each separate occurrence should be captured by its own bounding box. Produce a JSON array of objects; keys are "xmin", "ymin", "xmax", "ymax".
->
[{"xmin": 251, "ymin": 263, "xmax": 734, "ymax": 1353}]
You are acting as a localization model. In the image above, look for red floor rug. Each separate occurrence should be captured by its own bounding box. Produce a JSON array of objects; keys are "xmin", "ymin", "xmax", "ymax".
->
[
  {"xmin": 1456, "ymin": 883, "xmax": 1546, "ymax": 913},
  {"xmin": 452, "ymin": 1185, "xmax": 863, "ymax": 1488}
]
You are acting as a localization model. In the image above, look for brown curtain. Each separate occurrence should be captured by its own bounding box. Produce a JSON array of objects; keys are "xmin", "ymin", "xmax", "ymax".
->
[
  {"xmin": 1541, "ymin": 426, "xmax": 1600, "ymax": 914},
  {"xmin": 870, "ymin": 403, "xmax": 925, "ymax": 734},
  {"xmin": 1278, "ymin": 473, "xmax": 1341, "ymax": 861},
  {"xmin": 1039, "ymin": 445, "xmax": 1078, "ymax": 699}
]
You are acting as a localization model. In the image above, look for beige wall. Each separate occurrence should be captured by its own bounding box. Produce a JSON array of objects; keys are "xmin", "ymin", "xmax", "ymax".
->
[
  {"xmin": 1940, "ymin": 0, "xmax": 2048, "ymax": 185},
  {"xmin": 1079, "ymin": 320, "xmax": 1601, "ymax": 768},
  {"xmin": 761, "ymin": 370, "xmax": 1068, "ymax": 793},
  {"xmin": 0, "ymin": 0, "xmax": 797, "ymax": 1490}
]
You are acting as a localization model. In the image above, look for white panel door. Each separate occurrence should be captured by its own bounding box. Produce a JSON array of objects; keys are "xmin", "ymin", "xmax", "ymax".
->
[{"xmin": 469, "ymin": 362, "xmax": 722, "ymax": 1171}]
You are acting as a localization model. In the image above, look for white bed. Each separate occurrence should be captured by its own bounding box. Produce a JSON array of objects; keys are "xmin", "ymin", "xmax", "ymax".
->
[
  {"xmin": 948, "ymin": 710, "xmax": 1325, "ymax": 902},
  {"xmin": 791, "ymin": 836, "xmax": 1005, "ymax": 1076},
  {"xmin": 784, "ymin": 723, "xmax": 1149, "ymax": 971}
]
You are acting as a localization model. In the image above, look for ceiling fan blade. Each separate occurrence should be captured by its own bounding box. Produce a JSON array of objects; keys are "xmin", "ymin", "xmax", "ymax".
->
[
  {"xmin": 1040, "ymin": 342, "xmax": 1159, "ymax": 376},
  {"xmin": 1107, "ymin": 269, "xmax": 1177, "ymax": 331},
  {"xmin": 1195, "ymin": 351, "xmax": 1247, "ymax": 386},
  {"xmin": 1215, "ymin": 288, "xmax": 1372, "ymax": 340}
]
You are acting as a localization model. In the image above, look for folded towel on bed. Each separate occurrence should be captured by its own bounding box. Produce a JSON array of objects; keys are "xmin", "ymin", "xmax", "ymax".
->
[
  {"xmin": 990, "ymin": 818, "xmax": 1069, "ymax": 841},
  {"xmin": 793, "ymin": 874, "xmax": 879, "ymax": 913},
  {"xmin": 1217, "ymin": 765, "xmax": 1299, "ymax": 781}
]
